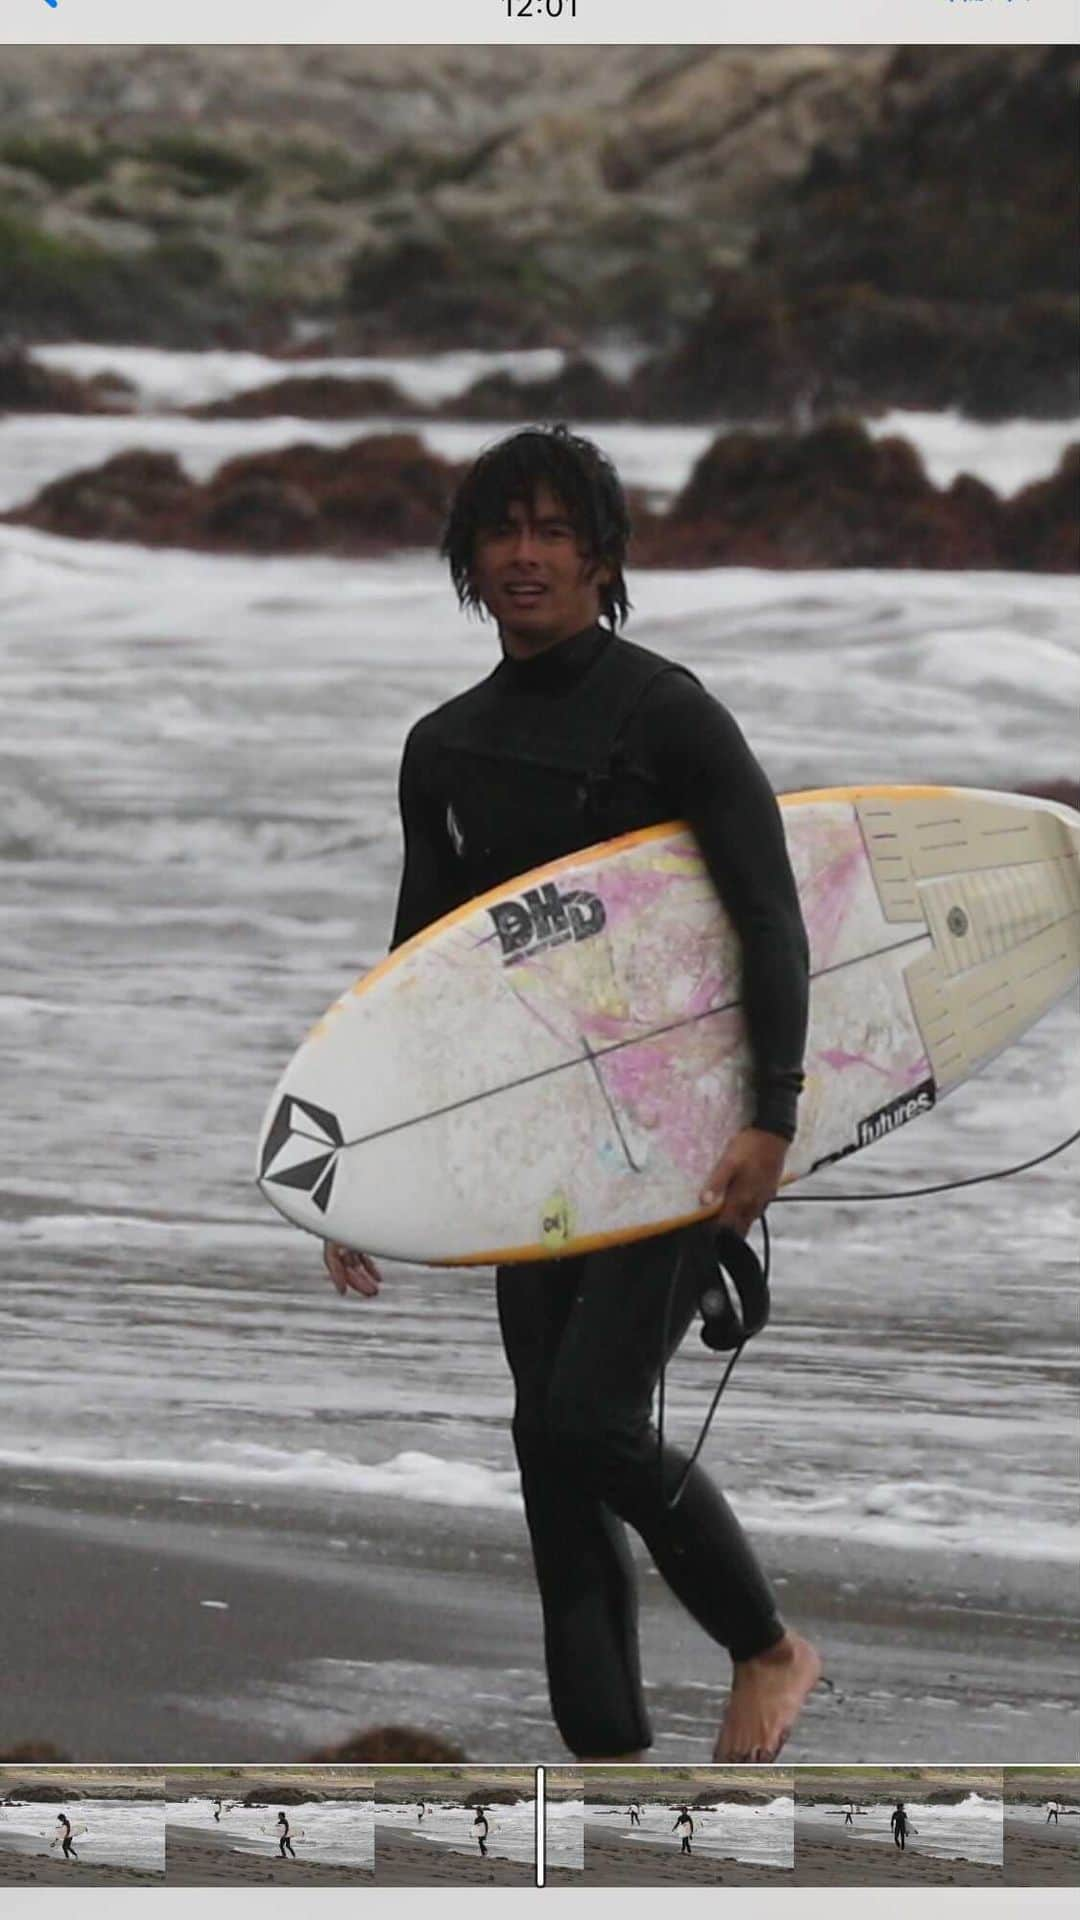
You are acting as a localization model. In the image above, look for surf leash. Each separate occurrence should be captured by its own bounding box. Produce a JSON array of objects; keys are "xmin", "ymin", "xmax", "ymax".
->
[
  {"xmin": 657, "ymin": 1123, "xmax": 1078, "ymax": 1507},
  {"xmin": 657, "ymin": 1214, "xmax": 771, "ymax": 1511},
  {"xmin": 772, "ymin": 1123, "xmax": 1080, "ymax": 1203}
]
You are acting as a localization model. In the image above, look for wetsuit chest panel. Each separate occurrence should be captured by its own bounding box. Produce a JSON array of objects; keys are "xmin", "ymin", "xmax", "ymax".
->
[{"xmin": 433, "ymin": 640, "xmax": 690, "ymax": 895}]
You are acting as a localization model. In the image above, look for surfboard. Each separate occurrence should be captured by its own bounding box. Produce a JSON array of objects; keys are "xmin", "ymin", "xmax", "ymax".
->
[{"xmin": 256, "ymin": 785, "xmax": 1080, "ymax": 1264}]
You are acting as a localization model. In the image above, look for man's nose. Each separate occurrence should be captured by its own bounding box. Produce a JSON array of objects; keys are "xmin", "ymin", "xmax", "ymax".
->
[{"xmin": 508, "ymin": 525, "xmax": 542, "ymax": 559}]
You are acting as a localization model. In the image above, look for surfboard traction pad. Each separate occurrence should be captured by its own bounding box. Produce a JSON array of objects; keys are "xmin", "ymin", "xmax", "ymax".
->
[{"xmin": 856, "ymin": 793, "xmax": 1080, "ymax": 1092}]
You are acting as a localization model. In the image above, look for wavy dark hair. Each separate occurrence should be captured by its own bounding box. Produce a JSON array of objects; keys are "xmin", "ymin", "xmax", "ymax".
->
[{"xmin": 441, "ymin": 424, "xmax": 632, "ymax": 630}]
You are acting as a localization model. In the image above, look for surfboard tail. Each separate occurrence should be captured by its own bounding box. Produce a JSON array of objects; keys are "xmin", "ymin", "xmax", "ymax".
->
[{"xmin": 856, "ymin": 792, "xmax": 1080, "ymax": 1095}]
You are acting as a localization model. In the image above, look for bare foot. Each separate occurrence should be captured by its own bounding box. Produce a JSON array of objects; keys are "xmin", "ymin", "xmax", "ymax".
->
[{"xmin": 713, "ymin": 1630, "xmax": 823, "ymax": 1762}]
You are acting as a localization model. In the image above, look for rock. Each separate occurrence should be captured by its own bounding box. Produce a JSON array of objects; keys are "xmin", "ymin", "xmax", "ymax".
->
[
  {"xmin": 0, "ymin": 347, "xmax": 130, "ymax": 414},
  {"xmin": 342, "ymin": 232, "xmax": 574, "ymax": 351},
  {"xmin": 633, "ymin": 279, "xmax": 1080, "ymax": 424},
  {"xmin": 754, "ymin": 48, "xmax": 1078, "ymax": 302},
  {"xmin": 12, "ymin": 449, "xmax": 192, "ymax": 541},
  {"xmin": 8, "ymin": 434, "xmax": 460, "ymax": 555},
  {"xmin": 0, "ymin": 46, "xmax": 1071, "ymax": 400},
  {"xmin": 305, "ymin": 1726, "xmax": 467, "ymax": 1763},
  {"xmin": 630, "ymin": 417, "xmax": 1032, "ymax": 570},
  {"xmin": 443, "ymin": 358, "xmax": 629, "ymax": 422},
  {"xmin": 998, "ymin": 447, "xmax": 1079, "ymax": 572},
  {"xmin": 241, "ymin": 1786, "xmax": 313, "ymax": 1806},
  {"xmin": 190, "ymin": 374, "xmax": 419, "ymax": 420},
  {"xmin": 198, "ymin": 475, "xmax": 321, "ymax": 552}
]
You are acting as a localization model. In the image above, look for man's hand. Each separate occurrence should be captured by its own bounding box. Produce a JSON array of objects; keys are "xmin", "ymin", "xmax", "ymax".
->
[
  {"xmin": 323, "ymin": 1241, "xmax": 382, "ymax": 1298},
  {"xmin": 699, "ymin": 1127, "xmax": 789, "ymax": 1237}
]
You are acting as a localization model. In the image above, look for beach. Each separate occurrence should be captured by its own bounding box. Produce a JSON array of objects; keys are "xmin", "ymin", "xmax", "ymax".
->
[
  {"xmin": 0, "ymin": 1842, "xmax": 162, "ymax": 1887},
  {"xmin": 375, "ymin": 1827, "xmax": 533, "ymax": 1886},
  {"xmin": 166, "ymin": 1824, "xmax": 373, "ymax": 1885},
  {"xmin": 2, "ymin": 1475, "xmax": 1075, "ymax": 1763},
  {"xmin": 1004, "ymin": 1816, "xmax": 1080, "ymax": 1887},
  {"xmin": 583, "ymin": 1824, "xmax": 791, "ymax": 1886},
  {"xmin": 790, "ymin": 1833, "xmax": 1005, "ymax": 1885}
]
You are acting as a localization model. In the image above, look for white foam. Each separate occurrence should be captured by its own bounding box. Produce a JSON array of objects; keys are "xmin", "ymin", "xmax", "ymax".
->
[
  {"xmin": 31, "ymin": 343, "xmax": 570, "ymax": 412},
  {"xmin": 0, "ymin": 1441, "xmax": 523, "ymax": 1510}
]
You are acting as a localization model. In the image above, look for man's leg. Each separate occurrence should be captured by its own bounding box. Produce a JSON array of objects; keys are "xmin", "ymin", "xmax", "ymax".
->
[
  {"xmin": 497, "ymin": 1258, "xmax": 650, "ymax": 1758},
  {"xmin": 540, "ymin": 1226, "xmax": 819, "ymax": 1759}
]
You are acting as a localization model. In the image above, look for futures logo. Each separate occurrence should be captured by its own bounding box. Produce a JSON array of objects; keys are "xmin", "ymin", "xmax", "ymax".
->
[
  {"xmin": 259, "ymin": 1094, "xmax": 343, "ymax": 1214},
  {"xmin": 856, "ymin": 1080, "xmax": 936, "ymax": 1148},
  {"xmin": 488, "ymin": 882, "xmax": 606, "ymax": 966}
]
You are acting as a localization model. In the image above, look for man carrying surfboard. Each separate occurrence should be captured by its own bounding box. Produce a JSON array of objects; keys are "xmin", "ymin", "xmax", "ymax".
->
[
  {"xmin": 53, "ymin": 1814, "xmax": 78, "ymax": 1861},
  {"xmin": 324, "ymin": 426, "xmax": 822, "ymax": 1763}
]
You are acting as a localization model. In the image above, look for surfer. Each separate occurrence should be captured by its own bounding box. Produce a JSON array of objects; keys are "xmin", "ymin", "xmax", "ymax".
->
[
  {"xmin": 629, "ymin": 1802, "xmax": 641, "ymax": 1827},
  {"xmin": 276, "ymin": 1812, "xmax": 297, "ymax": 1859},
  {"xmin": 843, "ymin": 1802, "xmax": 855, "ymax": 1825},
  {"xmin": 324, "ymin": 426, "xmax": 821, "ymax": 1762},
  {"xmin": 890, "ymin": 1802, "xmax": 909, "ymax": 1851},
  {"xmin": 472, "ymin": 1807, "xmax": 489, "ymax": 1857},
  {"xmin": 212, "ymin": 1799, "xmax": 222, "ymax": 1824},
  {"xmin": 54, "ymin": 1814, "xmax": 78, "ymax": 1861},
  {"xmin": 673, "ymin": 1808, "xmax": 694, "ymax": 1855},
  {"xmin": 1046, "ymin": 1801, "xmax": 1060, "ymax": 1824}
]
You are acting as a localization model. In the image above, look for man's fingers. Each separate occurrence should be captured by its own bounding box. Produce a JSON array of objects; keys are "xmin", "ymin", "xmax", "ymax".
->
[
  {"xmin": 699, "ymin": 1160, "xmax": 735, "ymax": 1209},
  {"xmin": 322, "ymin": 1242, "xmax": 382, "ymax": 1298}
]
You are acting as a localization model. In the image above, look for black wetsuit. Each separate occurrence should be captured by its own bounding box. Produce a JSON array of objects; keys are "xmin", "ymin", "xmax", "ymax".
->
[
  {"xmin": 278, "ymin": 1821, "xmax": 296, "ymax": 1859},
  {"xmin": 58, "ymin": 1821, "xmax": 77, "ymax": 1860},
  {"xmin": 891, "ymin": 1808, "xmax": 909, "ymax": 1850},
  {"xmin": 392, "ymin": 624, "xmax": 809, "ymax": 1757},
  {"xmin": 674, "ymin": 1813, "xmax": 694, "ymax": 1855},
  {"xmin": 473, "ymin": 1811, "xmax": 489, "ymax": 1857}
]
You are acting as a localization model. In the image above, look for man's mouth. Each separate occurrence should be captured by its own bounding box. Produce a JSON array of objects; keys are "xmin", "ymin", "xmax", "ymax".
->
[{"xmin": 503, "ymin": 582, "xmax": 547, "ymax": 602}]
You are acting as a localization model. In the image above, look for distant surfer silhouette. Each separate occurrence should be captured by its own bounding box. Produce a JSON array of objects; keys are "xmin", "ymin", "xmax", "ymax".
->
[
  {"xmin": 629, "ymin": 1801, "xmax": 641, "ymax": 1826},
  {"xmin": 890, "ymin": 1802, "xmax": 909, "ymax": 1851},
  {"xmin": 276, "ymin": 1812, "xmax": 297, "ymax": 1859},
  {"xmin": 673, "ymin": 1808, "xmax": 694, "ymax": 1855},
  {"xmin": 54, "ymin": 1814, "xmax": 78, "ymax": 1861},
  {"xmin": 472, "ymin": 1807, "xmax": 489, "ymax": 1857}
]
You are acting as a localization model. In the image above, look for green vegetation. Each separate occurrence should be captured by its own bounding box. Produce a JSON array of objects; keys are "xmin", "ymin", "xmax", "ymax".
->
[
  {"xmin": 141, "ymin": 134, "xmax": 260, "ymax": 196},
  {"xmin": 0, "ymin": 134, "xmax": 114, "ymax": 189},
  {"xmin": 0, "ymin": 211, "xmax": 237, "ymax": 343}
]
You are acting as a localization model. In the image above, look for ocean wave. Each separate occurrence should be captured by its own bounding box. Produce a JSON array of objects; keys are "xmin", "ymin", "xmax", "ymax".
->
[{"xmin": 0, "ymin": 1441, "xmax": 524, "ymax": 1510}]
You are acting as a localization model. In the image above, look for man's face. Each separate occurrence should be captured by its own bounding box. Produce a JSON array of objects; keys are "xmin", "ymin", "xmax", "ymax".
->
[{"xmin": 468, "ymin": 482, "xmax": 611, "ymax": 653}]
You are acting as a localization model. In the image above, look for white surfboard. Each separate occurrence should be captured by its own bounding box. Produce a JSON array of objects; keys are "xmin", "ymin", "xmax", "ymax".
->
[{"xmin": 256, "ymin": 785, "xmax": 1079, "ymax": 1264}]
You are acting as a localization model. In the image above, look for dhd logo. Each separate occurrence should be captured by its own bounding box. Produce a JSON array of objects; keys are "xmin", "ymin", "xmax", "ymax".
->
[{"xmin": 487, "ymin": 882, "xmax": 605, "ymax": 966}]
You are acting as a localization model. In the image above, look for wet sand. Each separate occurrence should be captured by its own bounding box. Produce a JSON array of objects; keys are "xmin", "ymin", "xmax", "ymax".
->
[
  {"xmin": 792, "ymin": 1833, "xmax": 1004, "ymax": 1885},
  {"xmin": 1004, "ymin": 1821, "xmax": 1080, "ymax": 1887},
  {"xmin": 375, "ymin": 1827, "xmax": 533, "ymax": 1886},
  {"xmin": 583, "ymin": 1825, "xmax": 792, "ymax": 1885},
  {"xmin": 2, "ymin": 1486, "xmax": 1076, "ymax": 1762},
  {"xmin": 166, "ymin": 1824, "xmax": 374, "ymax": 1885},
  {"xmin": 0, "ymin": 1840, "xmax": 161, "ymax": 1886}
]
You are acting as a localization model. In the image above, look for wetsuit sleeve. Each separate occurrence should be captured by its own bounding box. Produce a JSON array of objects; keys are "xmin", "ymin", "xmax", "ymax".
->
[
  {"xmin": 631, "ymin": 673, "xmax": 809, "ymax": 1140},
  {"xmin": 390, "ymin": 721, "xmax": 469, "ymax": 949}
]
